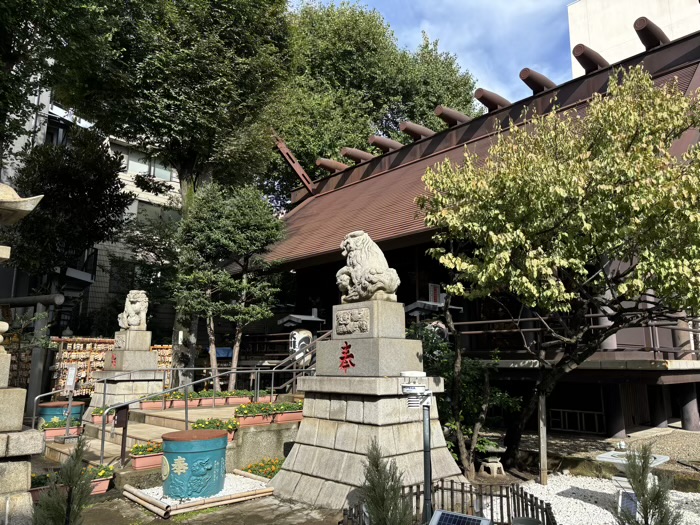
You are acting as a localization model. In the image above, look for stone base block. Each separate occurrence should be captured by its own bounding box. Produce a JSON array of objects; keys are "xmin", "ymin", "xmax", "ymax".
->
[
  {"xmin": 0, "ymin": 388, "xmax": 26, "ymax": 432},
  {"xmin": 316, "ymin": 338, "xmax": 422, "ymax": 377},
  {"xmin": 103, "ymin": 349, "xmax": 158, "ymax": 372},
  {"xmin": 86, "ymin": 374, "xmax": 163, "ymax": 419},
  {"xmin": 1, "ymin": 429, "xmax": 44, "ymax": 457},
  {"xmin": 1, "ymin": 491, "xmax": 32, "ymax": 525},
  {"xmin": 270, "ymin": 376, "xmax": 463, "ymax": 510},
  {"xmin": 0, "ymin": 460, "xmax": 31, "ymax": 494},
  {"xmin": 114, "ymin": 329, "xmax": 152, "ymax": 352},
  {"xmin": 298, "ymin": 376, "xmax": 444, "ymax": 396},
  {"xmin": 332, "ymin": 300, "xmax": 406, "ymax": 340},
  {"xmin": 271, "ymin": 439, "xmax": 460, "ymax": 508},
  {"xmin": 0, "ymin": 352, "xmax": 10, "ymax": 388},
  {"xmin": 93, "ymin": 370, "xmax": 162, "ymax": 381}
]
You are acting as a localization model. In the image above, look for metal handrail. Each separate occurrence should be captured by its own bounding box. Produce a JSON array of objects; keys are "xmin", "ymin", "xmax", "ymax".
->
[
  {"xmin": 97, "ymin": 365, "xmax": 315, "ymax": 465},
  {"xmin": 269, "ymin": 330, "xmax": 330, "ymax": 395},
  {"xmin": 33, "ymin": 365, "xmax": 267, "ymax": 429},
  {"xmin": 272, "ymin": 330, "xmax": 330, "ymax": 372}
]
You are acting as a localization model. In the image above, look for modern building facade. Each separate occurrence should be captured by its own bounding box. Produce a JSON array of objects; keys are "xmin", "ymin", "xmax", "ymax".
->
[{"xmin": 568, "ymin": 0, "xmax": 700, "ymax": 77}]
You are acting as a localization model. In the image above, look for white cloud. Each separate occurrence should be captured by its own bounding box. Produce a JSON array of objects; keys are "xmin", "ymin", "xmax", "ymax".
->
[{"xmin": 367, "ymin": 0, "xmax": 573, "ymax": 104}]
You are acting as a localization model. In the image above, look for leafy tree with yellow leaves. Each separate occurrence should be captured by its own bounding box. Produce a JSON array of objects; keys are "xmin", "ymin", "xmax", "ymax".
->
[{"xmin": 419, "ymin": 66, "xmax": 700, "ymax": 467}]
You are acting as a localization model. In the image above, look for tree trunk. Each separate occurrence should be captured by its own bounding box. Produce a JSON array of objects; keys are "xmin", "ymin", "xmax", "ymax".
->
[
  {"xmin": 227, "ymin": 324, "xmax": 244, "ymax": 391},
  {"xmin": 207, "ymin": 314, "xmax": 221, "ymax": 392},
  {"xmin": 443, "ymin": 293, "xmax": 472, "ymax": 475},
  {"xmin": 206, "ymin": 289, "xmax": 220, "ymax": 392},
  {"xmin": 468, "ymin": 370, "xmax": 491, "ymax": 477},
  {"xmin": 227, "ymin": 272, "xmax": 247, "ymax": 391},
  {"xmin": 502, "ymin": 363, "xmax": 570, "ymax": 467}
]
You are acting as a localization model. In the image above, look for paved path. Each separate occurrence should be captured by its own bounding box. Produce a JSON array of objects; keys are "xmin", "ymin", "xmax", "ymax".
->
[{"xmin": 84, "ymin": 494, "xmax": 342, "ymax": 525}]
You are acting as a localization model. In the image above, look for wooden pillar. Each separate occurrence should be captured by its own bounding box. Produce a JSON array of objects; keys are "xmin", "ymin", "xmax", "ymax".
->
[
  {"xmin": 603, "ymin": 384, "xmax": 626, "ymax": 438},
  {"xmin": 538, "ymin": 392, "xmax": 547, "ymax": 485},
  {"xmin": 647, "ymin": 385, "xmax": 668, "ymax": 428},
  {"xmin": 677, "ymin": 383, "xmax": 700, "ymax": 431}
]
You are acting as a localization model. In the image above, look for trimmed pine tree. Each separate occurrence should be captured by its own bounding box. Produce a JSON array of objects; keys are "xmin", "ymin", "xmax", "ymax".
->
[
  {"xmin": 359, "ymin": 439, "xmax": 414, "ymax": 525},
  {"xmin": 613, "ymin": 443, "xmax": 683, "ymax": 525}
]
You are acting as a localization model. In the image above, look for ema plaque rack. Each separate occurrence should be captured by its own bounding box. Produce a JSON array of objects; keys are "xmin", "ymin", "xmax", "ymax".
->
[{"xmin": 428, "ymin": 510, "xmax": 492, "ymax": 525}]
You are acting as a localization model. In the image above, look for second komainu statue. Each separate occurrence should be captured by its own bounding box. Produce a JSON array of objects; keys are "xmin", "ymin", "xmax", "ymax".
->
[
  {"xmin": 117, "ymin": 290, "xmax": 149, "ymax": 331},
  {"xmin": 335, "ymin": 231, "xmax": 400, "ymax": 303}
]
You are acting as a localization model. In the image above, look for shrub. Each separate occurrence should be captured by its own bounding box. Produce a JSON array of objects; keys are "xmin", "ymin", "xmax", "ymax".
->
[
  {"xmin": 613, "ymin": 443, "xmax": 683, "ymax": 525},
  {"xmin": 86, "ymin": 464, "xmax": 115, "ymax": 480},
  {"xmin": 235, "ymin": 403, "xmax": 276, "ymax": 417},
  {"xmin": 31, "ymin": 473, "xmax": 52, "ymax": 488},
  {"xmin": 33, "ymin": 437, "xmax": 93, "ymax": 525},
  {"xmin": 192, "ymin": 418, "xmax": 239, "ymax": 432},
  {"xmin": 41, "ymin": 417, "xmax": 81, "ymax": 429},
  {"xmin": 130, "ymin": 441, "xmax": 163, "ymax": 456},
  {"xmin": 243, "ymin": 458, "xmax": 283, "ymax": 478},
  {"xmin": 359, "ymin": 439, "xmax": 413, "ymax": 525},
  {"xmin": 223, "ymin": 389, "xmax": 253, "ymax": 398},
  {"xmin": 272, "ymin": 401, "xmax": 303, "ymax": 413},
  {"xmin": 91, "ymin": 407, "xmax": 113, "ymax": 416}
]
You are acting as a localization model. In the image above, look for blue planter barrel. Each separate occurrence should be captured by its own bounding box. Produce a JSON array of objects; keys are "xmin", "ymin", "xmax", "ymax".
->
[
  {"xmin": 162, "ymin": 429, "xmax": 227, "ymax": 499},
  {"xmin": 38, "ymin": 401, "xmax": 85, "ymax": 425}
]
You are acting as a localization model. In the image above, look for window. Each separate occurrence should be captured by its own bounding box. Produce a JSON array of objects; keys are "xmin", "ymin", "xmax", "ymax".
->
[
  {"xmin": 124, "ymin": 148, "xmax": 173, "ymax": 181},
  {"xmin": 128, "ymin": 154, "xmax": 150, "ymax": 176}
]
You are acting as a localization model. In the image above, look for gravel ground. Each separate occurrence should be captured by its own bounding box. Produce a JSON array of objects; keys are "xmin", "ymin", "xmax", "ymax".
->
[
  {"xmin": 141, "ymin": 473, "xmax": 268, "ymax": 506},
  {"xmin": 485, "ymin": 425, "xmax": 700, "ymax": 476},
  {"xmin": 517, "ymin": 473, "xmax": 700, "ymax": 525}
]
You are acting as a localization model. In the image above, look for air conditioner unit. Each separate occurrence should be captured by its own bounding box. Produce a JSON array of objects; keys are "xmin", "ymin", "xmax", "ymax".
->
[{"xmin": 428, "ymin": 510, "xmax": 492, "ymax": 525}]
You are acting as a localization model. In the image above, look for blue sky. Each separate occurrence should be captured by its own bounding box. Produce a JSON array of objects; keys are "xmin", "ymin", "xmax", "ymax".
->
[{"xmin": 360, "ymin": 0, "xmax": 574, "ymax": 103}]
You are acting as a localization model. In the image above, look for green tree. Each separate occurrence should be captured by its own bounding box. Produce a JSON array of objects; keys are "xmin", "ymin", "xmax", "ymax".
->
[
  {"xmin": 52, "ymin": 0, "xmax": 290, "ymax": 200},
  {"xmin": 408, "ymin": 322, "xmax": 519, "ymax": 476},
  {"xmin": 174, "ymin": 183, "xmax": 284, "ymax": 390},
  {"xmin": 34, "ymin": 437, "xmax": 93, "ymax": 525},
  {"xmin": 1, "ymin": 127, "xmax": 132, "ymax": 282},
  {"xmin": 418, "ymin": 66, "xmax": 700, "ymax": 465},
  {"xmin": 222, "ymin": 2, "xmax": 479, "ymax": 205},
  {"xmin": 614, "ymin": 444, "xmax": 683, "ymax": 525},
  {"xmin": 359, "ymin": 439, "xmax": 413, "ymax": 525},
  {"xmin": 0, "ymin": 0, "xmax": 115, "ymax": 168}
]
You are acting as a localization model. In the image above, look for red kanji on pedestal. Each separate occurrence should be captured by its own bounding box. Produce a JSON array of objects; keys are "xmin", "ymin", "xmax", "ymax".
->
[
  {"xmin": 339, "ymin": 341, "xmax": 355, "ymax": 373},
  {"xmin": 111, "ymin": 353, "xmax": 117, "ymax": 368}
]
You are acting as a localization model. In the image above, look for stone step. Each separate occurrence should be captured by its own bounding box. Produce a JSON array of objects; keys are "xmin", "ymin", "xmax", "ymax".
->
[
  {"xmin": 83, "ymin": 421, "xmax": 174, "ymax": 448},
  {"xmin": 44, "ymin": 436, "xmax": 123, "ymax": 468}
]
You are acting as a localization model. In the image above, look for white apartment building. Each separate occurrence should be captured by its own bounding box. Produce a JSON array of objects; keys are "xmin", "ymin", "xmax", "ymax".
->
[{"xmin": 568, "ymin": 0, "xmax": 700, "ymax": 77}]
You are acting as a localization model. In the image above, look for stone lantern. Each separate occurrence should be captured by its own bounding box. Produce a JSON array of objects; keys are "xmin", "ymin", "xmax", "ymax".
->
[{"xmin": 0, "ymin": 182, "xmax": 44, "ymax": 524}]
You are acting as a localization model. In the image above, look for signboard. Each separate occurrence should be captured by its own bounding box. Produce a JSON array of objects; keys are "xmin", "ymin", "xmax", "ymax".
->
[
  {"xmin": 65, "ymin": 366, "xmax": 78, "ymax": 393},
  {"xmin": 428, "ymin": 283, "xmax": 441, "ymax": 304},
  {"xmin": 114, "ymin": 405, "xmax": 129, "ymax": 428}
]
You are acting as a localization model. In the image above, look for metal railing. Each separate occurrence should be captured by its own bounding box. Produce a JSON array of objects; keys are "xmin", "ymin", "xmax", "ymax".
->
[
  {"xmin": 340, "ymin": 481, "xmax": 557, "ymax": 525},
  {"xmin": 270, "ymin": 330, "xmax": 330, "ymax": 395},
  {"xmin": 96, "ymin": 363, "xmax": 316, "ymax": 465}
]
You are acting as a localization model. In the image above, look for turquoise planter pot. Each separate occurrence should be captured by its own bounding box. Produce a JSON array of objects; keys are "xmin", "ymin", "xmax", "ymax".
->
[
  {"xmin": 38, "ymin": 401, "xmax": 84, "ymax": 426},
  {"xmin": 162, "ymin": 430, "xmax": 227, "ymax": 500}
]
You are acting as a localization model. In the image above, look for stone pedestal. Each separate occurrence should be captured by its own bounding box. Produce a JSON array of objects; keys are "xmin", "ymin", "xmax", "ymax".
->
[
  {"xmin": 85, "ymin": 330, "xmax": 162, "ymax": 418},
  {"xmin": 0, "ymin": 352, "xmax": 10, "ymax": 388},
  {"xmin": 0, "ymin": 356, "xmax": 44, "ymax": 524},
  {"xmin": 270, "ymin": 300, "xmax": 464, "ymax": 509}
]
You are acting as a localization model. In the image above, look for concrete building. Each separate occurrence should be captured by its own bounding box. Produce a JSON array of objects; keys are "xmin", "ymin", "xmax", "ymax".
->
[
  {"xmin": 568, "ymin": 0, "xmax": 700, "ymax": 77},
  {"xmin": 0, "ymin": 101, "xmax": 180, "ymax": 339}
]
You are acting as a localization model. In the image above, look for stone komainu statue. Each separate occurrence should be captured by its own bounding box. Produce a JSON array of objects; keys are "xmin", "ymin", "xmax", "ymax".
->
[
  {"xmin": 335, "ymin": 231, "xmax": 400, "ymax": 303},
  {"xmin": 117, "ymin": 290, "xmax": 149, "ymax": 330}
]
